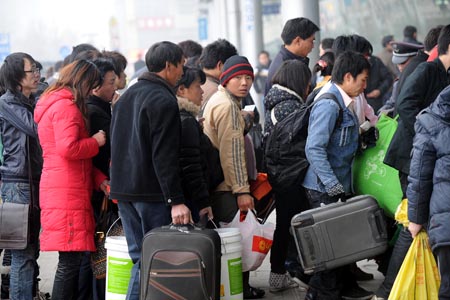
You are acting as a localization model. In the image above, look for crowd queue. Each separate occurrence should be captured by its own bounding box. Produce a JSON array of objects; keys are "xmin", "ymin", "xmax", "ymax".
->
[{"xmin": 0, "ymin": 16, "xmax": 450, "ymax": 300}]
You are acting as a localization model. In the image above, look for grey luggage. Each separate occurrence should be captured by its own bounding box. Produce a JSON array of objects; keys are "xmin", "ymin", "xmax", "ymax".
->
[
  {"xmin": 140, "ymin": 224, "xmax": 221, "ymax": 300},
  {"xmin": 291, "ymin": 195, "xmax": 388, "ymax": 274}
]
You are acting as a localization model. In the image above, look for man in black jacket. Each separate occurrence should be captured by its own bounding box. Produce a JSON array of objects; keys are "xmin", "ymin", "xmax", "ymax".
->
[
  {"xmin": 110, "ymin": 41, "xmax": 190, "ymax": 300},
  {"xmin": 375, "ymin": 25, "xmax": 450, "ymax": 300},
  {"xmin": 264, "ymin": 17, "xmax": 319, "ymax": 95},
  {"xmin": 384, "ymin": 24, "xmax": 450, "ymax": 191}
]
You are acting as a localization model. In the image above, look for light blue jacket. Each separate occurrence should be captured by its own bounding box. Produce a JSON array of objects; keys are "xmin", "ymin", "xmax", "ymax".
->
[{"xmin": 302, "ymin": 83, "xmax": 359, "ymax": 194}]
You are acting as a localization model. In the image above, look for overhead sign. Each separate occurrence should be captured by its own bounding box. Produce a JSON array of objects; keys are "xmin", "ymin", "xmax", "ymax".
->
[
  {"xmin": 0, "ymin": 33, "xmax": 10, "ymax": 62},
  {"xmin": 198, "ymin": 17, "xmax": 208, "ymax": 41}
]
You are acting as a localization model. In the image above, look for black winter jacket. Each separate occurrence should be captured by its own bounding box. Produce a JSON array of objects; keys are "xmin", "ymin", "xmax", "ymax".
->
[
  {"xmin": 384, "ymin": 59, "xmax": 450, "ymax": 174},
  {"xmin": 264, "ymin": 46, "xmax": 309, "ymax": 95},
  {"xmin": 264, "ymin": 84, "xmax": 303, "ymax": 135},
  {"xmin": 87, "ymin": 95, "xmax": 111, "ymax": 177},
  {"xmin": 365, "ymin": 56, "xmax": 394, "ymax": 112},
  {"xmin": 110, "ymin": 72, "xmax": 184, "ymax": 205},
  {"xmin": 178, "ymin": 97, "xmax": 211, "ymax": 211},
  {"xmin": 407, "ymin": 85, "xmax": 450, "ymax": 251},
  {"xmin": 0, "ymin": 90, "xmax": 42, "ymax": 183}
]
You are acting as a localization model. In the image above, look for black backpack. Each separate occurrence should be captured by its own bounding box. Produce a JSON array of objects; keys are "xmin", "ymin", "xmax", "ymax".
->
[{"xmin": 264, "ymin": 92, "xmax": 343, "ymax": 191}]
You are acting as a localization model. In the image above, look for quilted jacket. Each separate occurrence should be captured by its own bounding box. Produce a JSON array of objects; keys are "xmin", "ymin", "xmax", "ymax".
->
[{"xmin": 34, "ymin": 88, "xmax": 107, "ymax": 251}]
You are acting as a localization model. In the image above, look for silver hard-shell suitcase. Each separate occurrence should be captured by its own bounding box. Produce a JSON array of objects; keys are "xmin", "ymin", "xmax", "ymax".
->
[{"xmin": 291, "ymin": 195, "xmax": 388, "ymax": 274}]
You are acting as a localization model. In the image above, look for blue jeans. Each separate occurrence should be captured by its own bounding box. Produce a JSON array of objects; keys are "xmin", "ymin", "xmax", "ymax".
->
[
  {"xmin": 1, "ymin": 181, "xmax": 40, "ymax": 300},
  {"xmin": 117, "ymin": 201, "xmax": 171, "ymax": 300}
]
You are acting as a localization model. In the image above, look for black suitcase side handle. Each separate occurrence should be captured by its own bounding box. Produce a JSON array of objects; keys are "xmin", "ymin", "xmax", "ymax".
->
[{"xmin": 368, "ymin": 209, "xmax": 388, "ymax": 242}]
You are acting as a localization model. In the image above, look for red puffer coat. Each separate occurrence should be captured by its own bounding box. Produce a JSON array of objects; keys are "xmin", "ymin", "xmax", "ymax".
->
[{"xmin": 34, "ymin": 88, "xmax": 107, "ymax": 251}]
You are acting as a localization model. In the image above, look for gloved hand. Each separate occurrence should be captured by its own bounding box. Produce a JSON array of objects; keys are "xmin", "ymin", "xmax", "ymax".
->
[{"xmin": 326, "ymin": 182, "xmax": 345, "ymax": 198}]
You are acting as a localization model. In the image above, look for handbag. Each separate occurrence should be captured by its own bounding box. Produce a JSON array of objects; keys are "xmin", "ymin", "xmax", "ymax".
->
[
  {"xmin": 223, "ymin": 210, "xmax": 274, "ymax": 272},
  {"xmin": 0, "ymin": 137, "xmax": 33, "ymax": 249},
  {"xmin": 352, "ymin": 114, "xmax": 403, "ymax": 217},
  {"xmin": 0, "ymin": 202, "xmax": 30, "ymax": 249},
  {"xmin": 91, "ymin": 196, "xmax": 123, "ymax": 279},
  {"xmin": 389, "ymin": 231, "xmax": 440, "ymax": 300}
]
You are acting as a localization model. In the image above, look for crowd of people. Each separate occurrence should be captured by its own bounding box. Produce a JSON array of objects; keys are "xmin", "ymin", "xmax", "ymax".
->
[{"xmin": 0, "ymin": 16, "xmax": 449, "ymax": 300}]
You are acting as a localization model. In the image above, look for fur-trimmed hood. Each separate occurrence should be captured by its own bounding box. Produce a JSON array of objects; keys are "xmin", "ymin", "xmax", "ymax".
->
[{"xmin": 177, "ymin": 96, "xmax": 201, "ymax": 116}]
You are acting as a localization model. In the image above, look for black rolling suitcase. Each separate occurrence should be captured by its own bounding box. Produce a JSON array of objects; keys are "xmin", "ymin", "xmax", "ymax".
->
[
  {"xmin": 291, "ymin": 195, "xmax": 388, "ymax": 274},
  {"xmin": 140, "ymin": 224, "xmax": 221, "ymax": 300}
]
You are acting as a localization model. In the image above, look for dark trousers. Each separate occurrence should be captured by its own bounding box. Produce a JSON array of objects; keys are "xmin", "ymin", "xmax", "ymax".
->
[
  {"xmin": 436, "ymin": 246, "xmax": 450, "ymax": 300},
  {"xmin": 304, "ymin": 188, "xmax": 357, "ymax": 299},
  {"xmin": 209, "ymin": 191, "xmax": 253, "ymax": 290},
  {"xmin": 117, "ymin": 200, "xmax": 171, "ymax": 300},
  {"xmin": 77, "ymin": 252, "xmax": 93, "ymax": 300},
  {"xmin": 375, "ymin": 171, "xmax": 413, "ymax": 297},
  {"xmin": 52, "ymin": 251, "xmax": 84, "ymax": 300},
  {"xmin": 376, "ymin": 228, "xmax": 413, "ymax": 298},
  {"xmin": 270, "ymin": 186, "xmax": 309, "ymax": 274}
]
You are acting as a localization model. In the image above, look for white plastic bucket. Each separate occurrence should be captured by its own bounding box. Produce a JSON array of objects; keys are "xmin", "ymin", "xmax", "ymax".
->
[
  {"xmin": 105, "ymin": 236, "xmax": 133, "ymax": 300},
  {"xmin": 215, "ymin": 228, "xmax": 243, "ymax": 300}
]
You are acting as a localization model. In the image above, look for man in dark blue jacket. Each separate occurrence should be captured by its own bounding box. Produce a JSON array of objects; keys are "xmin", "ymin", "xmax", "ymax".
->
[
  {"xmin": 264, "ymin": 17, "xmax": 319, "ymax": 95},
  {"xmin": 110, "ymin": 41, "xmax": 190, "ymax": 300}
]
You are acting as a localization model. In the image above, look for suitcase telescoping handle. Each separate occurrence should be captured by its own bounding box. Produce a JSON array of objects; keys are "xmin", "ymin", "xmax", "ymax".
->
[
  {"xmin": 368, "ymin": 209, "xmax": 388, "ymax": 242},
  {"xmin": 164, "ymin": 223, "xmax": 202, "ymax": 233}
]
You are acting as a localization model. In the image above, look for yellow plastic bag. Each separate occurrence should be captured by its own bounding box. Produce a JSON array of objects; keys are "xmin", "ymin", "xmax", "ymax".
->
[
  {"xmin": 395, "ymin": 198, "xmax": 409, "ymax": 227},
  {"xmin": 389, "ymin": 231, "xmax": 440, "ymax": 300}
]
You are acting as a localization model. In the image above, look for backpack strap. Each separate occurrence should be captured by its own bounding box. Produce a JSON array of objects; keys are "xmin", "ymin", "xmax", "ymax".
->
[{"xmin": 314, "ymin": 92, "xmax": 344, "ymax": 127}]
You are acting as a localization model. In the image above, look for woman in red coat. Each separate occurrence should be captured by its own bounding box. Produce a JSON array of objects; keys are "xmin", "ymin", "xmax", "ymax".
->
[{"xmin": 34, "ymin": 59, "xmax": 109, "ymax": 300}]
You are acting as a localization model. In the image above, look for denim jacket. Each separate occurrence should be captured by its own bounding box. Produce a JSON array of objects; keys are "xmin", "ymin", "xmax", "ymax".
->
[{"xmin": 302, "ymin": 84, "xmax": 359, "ymax": 194}]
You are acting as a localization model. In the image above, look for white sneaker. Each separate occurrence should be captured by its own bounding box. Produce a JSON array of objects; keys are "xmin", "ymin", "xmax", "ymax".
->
[{"xmin": 269, "ymin": 272, "xmax": 299, "ymax": 293}]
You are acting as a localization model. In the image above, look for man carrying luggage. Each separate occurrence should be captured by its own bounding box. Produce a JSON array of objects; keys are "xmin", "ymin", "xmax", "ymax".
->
[
  {"xmin": 302, "ymin": 51, "xmax": 373, "ymax": 300},
  {"xmin": 110, "ymin": 41, "xmax": 191, "ymax": 300}
]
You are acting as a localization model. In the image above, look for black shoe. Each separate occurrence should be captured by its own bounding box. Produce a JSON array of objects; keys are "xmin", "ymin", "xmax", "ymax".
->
[
  {"xmin": 350, "ymin": 265, "xmax": 374, "ymax": 281},
  {"xmin": 243, "ymin": 286, "xmax": 265, "ymax": 299},
  {"xmin": 341, "ymin": 285, "xmax": 374, "ymax": 300}
]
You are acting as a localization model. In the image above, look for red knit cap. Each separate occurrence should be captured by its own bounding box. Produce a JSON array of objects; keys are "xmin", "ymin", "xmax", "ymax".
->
[{"xmin": 219, "ymin": 55, "xmax": 254, "ymax": 86}]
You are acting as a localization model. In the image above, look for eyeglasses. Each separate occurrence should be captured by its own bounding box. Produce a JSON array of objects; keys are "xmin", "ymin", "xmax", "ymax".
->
[{"xmin": 24, "ymin": 67, "xmax": 41, "ymax": 75}]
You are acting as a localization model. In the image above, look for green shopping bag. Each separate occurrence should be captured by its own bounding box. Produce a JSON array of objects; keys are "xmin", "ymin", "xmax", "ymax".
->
[{"xmin": 353, "ymin": 114, "xmax": 402, "ymax": 217}]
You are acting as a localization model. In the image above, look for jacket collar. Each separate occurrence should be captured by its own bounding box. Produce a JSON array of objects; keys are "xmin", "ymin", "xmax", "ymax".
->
[
  {"xmin": 87, "ymin": 95, "xmax": 111, "ymax": 112},
  {"xmin": 280, "ymin": 46, "xmax": 310, "ymax": 66},
  {"xmin": 138, "ymin": 71, "xmax": 176, "ymax": 97},
  {"xmin": 177, "ymin": 96, "xmax": 200, "ymax": 116}
]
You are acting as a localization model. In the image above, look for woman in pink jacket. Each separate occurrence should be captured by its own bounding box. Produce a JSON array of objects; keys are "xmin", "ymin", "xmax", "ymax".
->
[{"xmin": 34, "ymin": 59, "xmax": 109, "ymax": 300}]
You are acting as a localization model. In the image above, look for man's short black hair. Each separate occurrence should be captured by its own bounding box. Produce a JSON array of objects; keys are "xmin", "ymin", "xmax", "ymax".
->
[
  {"xmin": 332, "ymin": 34, "xmax": 373, "ymax": 57},
  {"xmin": 437, "ymin": 24, "xmax": 450, "ymax": 56},
  {"xmin": 331, "ymin": 51, "xmax": 370, "ymax": 84},
  {"xmin": 424, "ymin": 25, "xmax": 443, "ymax": 52},
  {"xmin": 281, "ymin": 17, "xmax": 319, "ymax": 45},
  {"xmin": 92, "ymin": 57, "xmax": 116, "ymax": 86},
  {"xmin": 198, "ymin": 39, "xmax": 237, "ymax": 70},
  {"xmin": 145, "ymin": 41, "xmax": 184, "ymax": 73},
  {"xmin": 404, "ymin": 25, "xmax": 417, "ymax": 39},
  {"xmin": 178, "ymin": 40, "xmax": 203, "ymax": 58},
  {"xmin": 321, "ymin": 38, "xmax": 335, "ymax": 51}
]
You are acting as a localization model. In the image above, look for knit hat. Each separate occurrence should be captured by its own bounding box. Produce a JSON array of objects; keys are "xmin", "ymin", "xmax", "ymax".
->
[{"xmin": 219, "ymin": 55, "xmax": 254, "ymax": 86}]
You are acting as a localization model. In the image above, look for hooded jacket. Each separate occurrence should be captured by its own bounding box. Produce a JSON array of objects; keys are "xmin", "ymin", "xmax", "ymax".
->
[
  {"xmin": 34, "ymin": 88, "xmax": 107, "ymax": 251},
  {"xmin": 407, "ymin": 85, "xmax": 450, "ymax": 251},
  {"xmin": 263, "ymin": 84, "xmax": 304, "ymax": 135}
]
